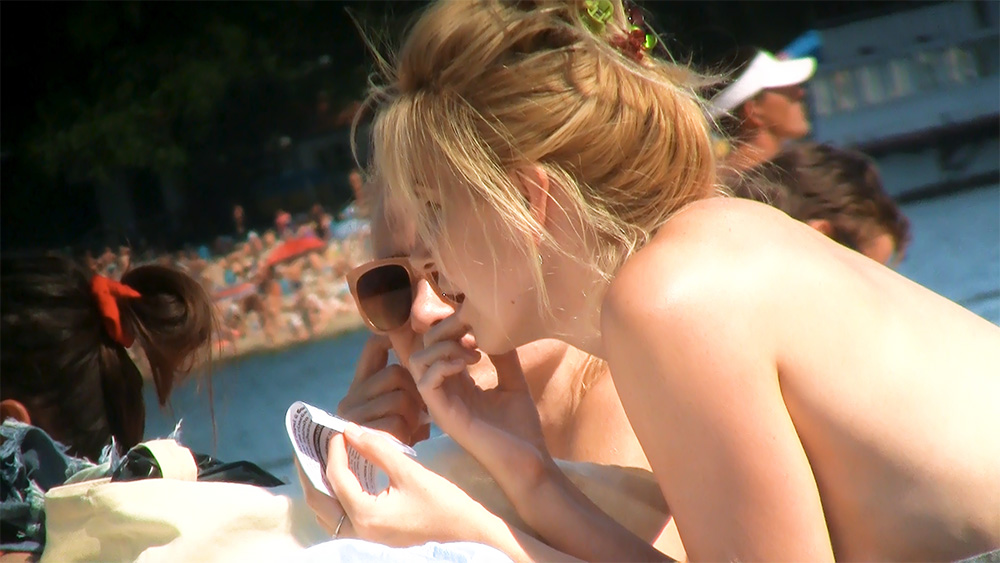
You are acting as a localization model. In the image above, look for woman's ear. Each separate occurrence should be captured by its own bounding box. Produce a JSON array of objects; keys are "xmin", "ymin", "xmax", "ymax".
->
[
  {"xmin": 806, "ymin": 218, "xmax": 834, "ymax": 237},
  {"xmin": 742, "ymin": 99, "xmax": 764, "ymax": 128},
  {"xmin": 514, "ymin": 165, "xmax": 550, "ymax": 230},
  {"xmin": 0, "ymin": 399, "xmax": 31, "ymax": 425}
]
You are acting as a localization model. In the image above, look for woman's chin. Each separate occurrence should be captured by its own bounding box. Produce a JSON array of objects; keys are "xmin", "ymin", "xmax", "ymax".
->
[{"xmin": 468, "ymin": 332, "xmax": 519, "ymax": 357}]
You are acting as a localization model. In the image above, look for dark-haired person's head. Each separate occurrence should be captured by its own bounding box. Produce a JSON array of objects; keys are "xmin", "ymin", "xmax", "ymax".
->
[
  {"xmin": 707, "ymin": 46, "xmax": 815, "ymax": 145},
  {"xmin": 734, "ymin": 143, "xmax": 911, "ymax": 265},
  {"xmin": 0, "ymin": 254, "xmax": 217, "ymax": 461}
]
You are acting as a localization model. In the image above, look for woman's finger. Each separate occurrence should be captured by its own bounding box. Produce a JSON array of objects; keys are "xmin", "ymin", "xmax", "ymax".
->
[
  {"xmin": 362, "ymin": 416, "xmax": 417, "ymax": 446},
  {"xmin": 412, "ymin": 339, "xmax": 481, "ymax": 365},
  {"xmin": 341, "ymin": 422, "xmax": 418, "ymax": 488},
  {"xmin": 409, "ymin": 340, "xmax": 480, "ymax": 378},
  {"xmin": 362, "ymin": 364, "xmax": 421, "ymax": 398},
  {"xmin": 295, "ymin": 458, "xmax": 346, "ymax": 535},
  {"xmin": 349, "ymin": 334, "xmax": 392, "ymax": 386},
  {"xmin": 315, "ymin": 509, "xmax": 354, "ymax": 539},
  {"xmin": 413, "ymin": 422, "xmax": 431, "ymax": 443},
  {"xmin": 415, "ymin": 358, "xmax": 467, "ymax": 394},
  {"xmin": 338, "ymin": 365, "xmax": 424, "ymax": 419},
  {"xmin": 329, "ymin": 513, "xmax": 353, "ymax": 539},
  {"xmin": 325, "ymin": 433, "xmax": 368, "ymax": 515},
  {"xmin": 343, "ymin": 388, "xmax": 425, "ymax": 437},
  {"xmin": 421, "ymin": 311, "xmax": 473, "ymax": 349}
]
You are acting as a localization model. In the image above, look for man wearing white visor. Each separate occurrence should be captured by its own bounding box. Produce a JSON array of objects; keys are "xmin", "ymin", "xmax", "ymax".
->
[{"xmin": 708, "ymin": 47, "xmax": 817, "ymax": 179}]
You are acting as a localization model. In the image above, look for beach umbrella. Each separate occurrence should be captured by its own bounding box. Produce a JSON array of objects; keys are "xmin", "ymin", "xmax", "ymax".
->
[
  {"xmin": 262, "ymin": 236, "xmax": 326, "ymax": 269},
  {"xmin": 213, "ymin": 282, "xmax": 257, "ymax": 302}
]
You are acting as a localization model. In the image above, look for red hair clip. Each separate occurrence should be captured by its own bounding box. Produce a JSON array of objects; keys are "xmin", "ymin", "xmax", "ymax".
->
[{"xmin": 91, "ymin": 275, "xmax": 142, "ymax": 348}]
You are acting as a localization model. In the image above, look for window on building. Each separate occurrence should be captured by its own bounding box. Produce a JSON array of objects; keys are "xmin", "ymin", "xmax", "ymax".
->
[
  {"xmin": 808, "ymin": 77, "xmax": 835, "ymax": 117},
  {"xmin": 887, "ymin": 58, "xmax": 915, "ymax": 99},
  {"xmin": 912, "ymin": 50, "xmax": 939, "ymax": 91},
  {"xmin": 943, "ymin": 46, "xmax": 978, "ymax": 84},
  {"xmin": 858, "ymin": 64, "xmax": 885, "ymax": 105},
  {"xmin": 833, "ymin": 70, "xmax": 858, "ymax": 112}
]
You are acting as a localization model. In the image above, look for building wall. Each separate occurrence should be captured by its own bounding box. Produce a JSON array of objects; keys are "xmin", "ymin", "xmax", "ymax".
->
[{"xmin": 808, "ymin": 1, "xmax": 999, "ymax": 199}]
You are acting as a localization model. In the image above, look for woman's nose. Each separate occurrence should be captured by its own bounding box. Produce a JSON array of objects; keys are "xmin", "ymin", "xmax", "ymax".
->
[{"xmin": 410, "ymin": 278, "xmax": 456, "ymax": 334}]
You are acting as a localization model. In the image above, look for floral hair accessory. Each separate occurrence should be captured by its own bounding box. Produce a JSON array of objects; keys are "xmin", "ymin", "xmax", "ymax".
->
[
  {"xmin": 582, "ymin": 0, "xmax": 614, "ymax": 34},
  {"xmin": 610, "ymin": 3, "xmax": 658, "ymax": 62}
]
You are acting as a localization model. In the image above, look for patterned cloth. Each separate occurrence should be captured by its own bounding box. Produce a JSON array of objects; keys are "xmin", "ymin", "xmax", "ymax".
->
[{"xmin": 0, "ymin": 420, "xmax": 95, "ymax": 555}]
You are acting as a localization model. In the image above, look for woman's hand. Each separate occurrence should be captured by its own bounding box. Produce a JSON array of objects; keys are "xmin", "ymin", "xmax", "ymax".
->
[
  {"xmin": 295, "ymin": 457, "xmax": 348, "ymax": 537},
  {"xmin": 338, "ymin": 335, "xmax": 429, "ymax": 445},
  {"xmin": 406, "ymin": 313, "xmax": 558, "ymax": 509},
  {"xmin": 323, "ymin": 421, "xmax": 503, "ymax": 548}
]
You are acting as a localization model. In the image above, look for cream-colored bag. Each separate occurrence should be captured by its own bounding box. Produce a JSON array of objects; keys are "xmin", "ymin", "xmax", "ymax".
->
[
  {"xmin": 41, "ymin": 435, "xmax": 670, "ymax": 561},
  {"xmin": 42, "ymin": 440, "xmax": 326, "ymax": 563}
]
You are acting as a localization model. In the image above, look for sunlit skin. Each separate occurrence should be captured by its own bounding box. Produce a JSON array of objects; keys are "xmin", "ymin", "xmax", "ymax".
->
[
  {"xmin": 808, "ymin": 221, "xmax": 901, "ymax": 266},
  {"xmin": 724, "ymin": 84, "xmax": 812, "ymax": 174},
  {"xmin": 318, "ymin": 165, "xmax": 999, "ymax": 561},
  {"xmin": 301, "ymin": 195, "xmax": 686, "ymax": 559},
  {"xmin": 418, "ymin": 177, "xmax": 1000, "ymax": 561},
  {"xmin": 756, "ymin": 84, "xmax": 811, "ymax": 140},
  {"xmin": 859, "ymin": 230, "xmax": 898, "ymax": 265},
  {"xmin": 348, "ymin": 196, "xmax": 655, "ymax": 470}
]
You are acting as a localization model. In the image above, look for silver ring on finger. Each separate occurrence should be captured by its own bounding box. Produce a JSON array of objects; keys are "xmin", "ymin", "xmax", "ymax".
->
[{"xmin": 334, "ymin": 514, "xmax": 347, "ymax": 539}]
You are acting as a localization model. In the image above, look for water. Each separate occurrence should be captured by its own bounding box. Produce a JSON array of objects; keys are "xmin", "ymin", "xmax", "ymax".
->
[
  {"xmin": 144, "ymin": 330, "xmax": 372, "ymax": 497},
  {"xmin": 145, "ymin": 184, "xmax": 1000, "ymax": 497},
  {"xmin": 893, "ymin": 185, "xmax": 999, "ymax": 324}
]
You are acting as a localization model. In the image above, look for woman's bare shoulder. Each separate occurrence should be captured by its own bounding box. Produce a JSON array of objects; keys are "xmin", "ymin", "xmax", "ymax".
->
[{"xmin": 606, "ymin": 198, "xmax": 793, "ymax": 324}]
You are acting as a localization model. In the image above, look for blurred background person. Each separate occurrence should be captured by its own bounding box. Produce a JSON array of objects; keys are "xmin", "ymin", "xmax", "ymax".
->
[
  {"xmin": 706, "ymin": 46, "xmax": 816, "ymax": 184},
  {"xmin": 732, "ymin": 142, "xmax": 911, "ymax": 265},
  {"xmin": 233, "ymin": 204, "xmax": 247, "ymax": 241}
]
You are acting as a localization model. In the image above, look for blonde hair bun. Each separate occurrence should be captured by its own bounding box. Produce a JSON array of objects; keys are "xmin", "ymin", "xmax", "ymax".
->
[{"xmin": 364, "ymin": 0, "xmax": 718, "ymax": 288}]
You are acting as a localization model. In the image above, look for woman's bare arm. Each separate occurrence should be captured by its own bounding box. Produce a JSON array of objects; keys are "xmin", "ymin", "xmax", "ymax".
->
[
  {"xmin": 314, "ymin": 424, "xmax": 583, "ymax": 562},
  {"xmin": 601, "ymin": 259, "xmax": 836, "ymax": 561},
  {"xmin": 454, "ymin": 416, "xmax": 673, "ymax": 562},
  {"xmin": 471, "ymin": 511, "xmax": 584, "ymax": 563}
]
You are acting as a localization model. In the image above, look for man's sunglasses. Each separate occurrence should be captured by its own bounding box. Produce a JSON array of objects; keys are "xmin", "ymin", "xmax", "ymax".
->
[{"xmin": 346, "ymin": 257, "xmax": 463, "ymax": 334}]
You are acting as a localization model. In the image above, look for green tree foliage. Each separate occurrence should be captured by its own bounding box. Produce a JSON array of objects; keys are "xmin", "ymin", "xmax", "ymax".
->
[{"xmin": 24, "ymin": 2, "xmax": 390, "ymax": 185}]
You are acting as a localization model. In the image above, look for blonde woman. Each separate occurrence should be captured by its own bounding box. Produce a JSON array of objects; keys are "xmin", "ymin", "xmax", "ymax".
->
[
  {"xmin": 303, "ymin": 185, "xmax": 684, "ymax": 557},
  {"xmin": 310, "ymin": 1, "xmax": 1000, "ymax": 561}
]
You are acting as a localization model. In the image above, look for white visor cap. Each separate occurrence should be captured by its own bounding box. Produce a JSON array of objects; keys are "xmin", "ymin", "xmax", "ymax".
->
[{"xmin": 708, "ymin": 50, "xmax": 816, "ymax": 118}]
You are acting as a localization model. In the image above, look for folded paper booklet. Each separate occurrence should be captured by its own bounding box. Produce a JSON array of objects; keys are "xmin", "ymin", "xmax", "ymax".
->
[{"xmin": 285, "ymin": 401, "xmax": 417, "ymax": 496}]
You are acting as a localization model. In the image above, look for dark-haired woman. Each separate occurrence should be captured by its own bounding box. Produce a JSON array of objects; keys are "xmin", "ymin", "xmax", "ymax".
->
[{"xmin": 0, "ymin": 254, "xmax": 216, "ymax": 558}]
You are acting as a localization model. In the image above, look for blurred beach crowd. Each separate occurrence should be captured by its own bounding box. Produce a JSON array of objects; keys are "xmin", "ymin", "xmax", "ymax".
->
[{"xmin": 86, "ymin": 190, "xmax": 372, "ymax": 360}]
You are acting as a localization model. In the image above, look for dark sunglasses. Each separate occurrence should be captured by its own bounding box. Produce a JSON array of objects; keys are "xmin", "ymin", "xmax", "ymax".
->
[{"xmin": 346, "ymin": 257, "xmax": 463, "ymax": 334}]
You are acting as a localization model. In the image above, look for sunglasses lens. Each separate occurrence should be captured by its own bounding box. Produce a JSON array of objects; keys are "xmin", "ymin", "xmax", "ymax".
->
[
  {"xmin": 357, "ymin": 265, "xmax": 413, "ymax": 331},
  {"xmin": 428, "ymin": 271, "xmax": 464, "ymax": 305}
]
